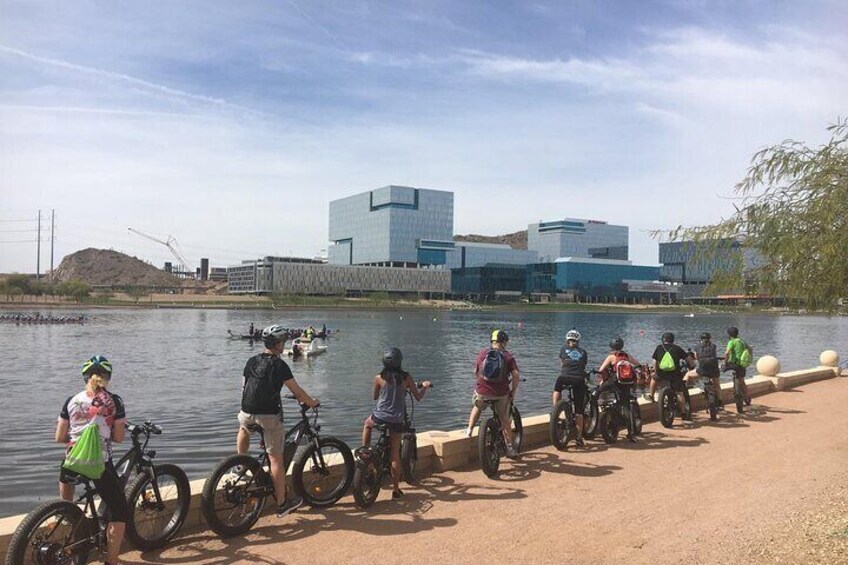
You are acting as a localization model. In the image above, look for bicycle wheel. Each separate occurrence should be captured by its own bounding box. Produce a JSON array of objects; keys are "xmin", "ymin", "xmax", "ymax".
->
[
  {"xmin": 478, "ymin": 417, "xmax": 502, "ymax": 478},
  {"xmin": 631, "ymin": 401, "xmax": 643, "ymax": 435},
  {"xmin": 5, "ymin": 500, "xmax": 91, "ymax": 565},
  {"xmin": 200, "ymin": 454, "xmax": 271, "ymax": 538},
  {"xmin": 599, "ymin": 409, "xmax": 619, "ymax": 444},
  {"xmin": 292, "ymin": 436, "xmax": 354, "ymax": 507},
  {"xmin": 352, "ymin": 459, "xmax": 383, "ymax": 509},
  {"xmin": 125, "ymin": 463, "xmax": 191, "ymax": 551},
  {"xmin": 400, "ymin": 432, "xmax": 418, "ymax": 484},
  {"xmin": 510, "ymin": 404, "xmax": 523, "ymax": 453},
  {"xmin": 659, "ymin": 387, "xmax": 675, "ymax": 428},
  {"xmin": 549, "ymin": 400, "xmax": 574, "ymax": 450},
  {"xmin": 734, "ymin": 378, "xmax": 745, "ymax": 413},
  {"xmin": 583, "ymin": 396, "xmax": 599, "ymax": 440}
]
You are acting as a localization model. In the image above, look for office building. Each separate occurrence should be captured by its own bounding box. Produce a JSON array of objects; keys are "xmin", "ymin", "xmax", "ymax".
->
[
  {"xmin": 328, "ymin": 185, "xmax": 454, "ymax": 266},
  {"xmin": 528, "ymin": 219, "xmax": 629, "ymax": 262},
  {"xmin": 445, "ymin": 241, "xmax": 538, "ymax": 270}
]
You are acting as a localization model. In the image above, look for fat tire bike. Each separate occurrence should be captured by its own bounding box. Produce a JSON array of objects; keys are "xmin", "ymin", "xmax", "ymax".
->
[
  {"xmin": 657, "ymin": 377, "xmax": 692, "ymax": 428},
  {"xmin": 6, "ymin": 420, "xmax": 190, "ymax": 564},
  {"xmin": 477, "ymin": 398, "xmax": 523, "ymax": 479},
  {"xmin": 200, "ymin": 397, "xmax": 354, "ymax": 537},
  {"xmin": 549, "ymin": 372, "xmax": 599, "ymax": 449},
  {"xmin": 352, "ymin": 383, "xmax": 429, "ymax": 509}
]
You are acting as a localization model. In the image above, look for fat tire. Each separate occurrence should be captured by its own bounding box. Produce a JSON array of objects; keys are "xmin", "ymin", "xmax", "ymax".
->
[
  {"xmin": 583, "ymin": 396, "xmax": 599, "ymax": 440},
  {"xmin": 659, "ymin": 387, "xmax": 675, "ymax": 428},
  {"xmin": 549, "ymin": 400, "xmax": 573, "ymax": 450},
  {"xmin": 292, "ymin": 436, "xmax": 354, "ymax": 508},
  {"xmin": 125, "ymin": 463, "xmax": 190, "ymax": 551},
  {"xmin": 478, "ymin": 417, "xmax": 502, "ymax": 478},
  {"xmin": 400, "ymin": 433, "xmax": 418, "ymax": 484},
  {"xmin": 599, "ymin": 409, "xmax": 619, "ymax": 444},
  {"xmin": 632, "ymin": 401, "xmax": 643, "ymax": 435},
  {"xmin": 734, "ymin": 379, "xmax": 745, "ymax": 414},
  {"xmin": 5, "ymin": 500, "xmax": 90, "ymax": 565},
  {"xmin": 200, "ymin": 454, "xmax": 270, "ymax": 538},
  {"xmin": 510, "ymin": 404, "xmax": 523, "ymax": 453},
  {"xmin": 352, "ymin": 460, "xmax": 382, "ymax": 509}
]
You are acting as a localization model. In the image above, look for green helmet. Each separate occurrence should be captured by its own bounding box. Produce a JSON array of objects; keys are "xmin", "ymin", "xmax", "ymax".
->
[{"xmin": 81, "ymin": 355, "xmax": 112, "ymax": 377}]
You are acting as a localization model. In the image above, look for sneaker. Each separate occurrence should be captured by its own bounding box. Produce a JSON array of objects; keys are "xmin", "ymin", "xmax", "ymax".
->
[
  {"xmin": 682, "ymin": 414, "xmax": 693, "ymax": 421},
  {"xmin": 642, "ymin": 393, "xmax": 653, "ymax": 401},
  {"xmin": 575, "ymin": 437, "xmax": 585, "ymax": 447},
  {"xmin": 463, "ymin": 428, "xmax": 472, "ymax": 438},
  {"xmin": 505, "ymin": 445, "xmax": 519, "ymax": 459},
  {"xmin": 276, "ymin": 496, "xmax": 303, "ymax": 518},
  {"xmin": 745, "ymin": 396, "xmax": 752, "ymax": 406},
  {"xmin": 392, "ymin": 489, "xmax": 404, "ymax": 500},
  {"xmin": 627, "ymin": 434, "xmax": 636, "ymax": 443}
]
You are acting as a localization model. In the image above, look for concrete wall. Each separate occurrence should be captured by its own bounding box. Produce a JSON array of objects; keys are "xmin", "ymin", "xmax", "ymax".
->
[{"xmin": 1, "ymin": 356, "xmax": 843, "ymax": 556}]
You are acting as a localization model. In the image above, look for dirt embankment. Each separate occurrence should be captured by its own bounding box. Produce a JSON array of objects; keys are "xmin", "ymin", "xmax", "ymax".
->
[
  {"xmin": 455, "ymin": 230, "xmax": 528, "ymax": 249},
  {"xmin": 53, "ymin": 248, "xmax": 181, "ymax": 287}
]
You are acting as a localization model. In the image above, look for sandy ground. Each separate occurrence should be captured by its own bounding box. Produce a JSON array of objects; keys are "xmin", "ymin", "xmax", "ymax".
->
[{"xmin": 122, "ymin": 378, "xmax": 848, "ymax": 565}]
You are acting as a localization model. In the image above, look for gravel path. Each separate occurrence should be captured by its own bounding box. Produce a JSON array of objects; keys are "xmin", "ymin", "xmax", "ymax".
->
[{"xmin": 121, "ymin": 376, "xmax": 848, "ymax": 565}]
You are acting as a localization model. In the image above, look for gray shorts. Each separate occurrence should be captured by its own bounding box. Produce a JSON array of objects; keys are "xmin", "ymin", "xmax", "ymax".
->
[
  {"xmin": 473, "ymin": 392, "xmax": 510, "ymax": 424},
  {"xmin": 238, "ymin": 411, "xmax": 284, "ymax": 455}
]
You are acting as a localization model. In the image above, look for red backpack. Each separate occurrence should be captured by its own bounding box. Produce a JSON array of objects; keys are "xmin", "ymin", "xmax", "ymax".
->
[{"xmin": 613, "ymin": 352, "xmax": 636, "ymax": 384}]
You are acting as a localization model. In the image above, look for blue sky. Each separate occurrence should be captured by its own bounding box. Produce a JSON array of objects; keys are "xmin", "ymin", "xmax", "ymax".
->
[{"xmin": 1, "ymin": 0, "xmax": 846, "ymax": 273}]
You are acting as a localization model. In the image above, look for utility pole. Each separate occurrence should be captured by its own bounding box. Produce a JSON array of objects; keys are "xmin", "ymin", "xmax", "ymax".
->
[
  {"xmin": 50, "ymin": 210, "xmax": 55, "ymax": 279},
  {"xmin": 36, "ymin": 210, "xmax": 41, "ymax": 279}
]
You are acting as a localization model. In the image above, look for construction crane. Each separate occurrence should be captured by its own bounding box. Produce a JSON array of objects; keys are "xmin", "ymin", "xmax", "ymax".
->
[{"xmin": 128, "ymin": 228, "xmax": 191, "ymax": 274}]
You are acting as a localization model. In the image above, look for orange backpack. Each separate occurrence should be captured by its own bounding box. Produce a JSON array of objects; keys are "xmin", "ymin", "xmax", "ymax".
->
[{"xmin": 614, "ymin": 352, "xmax": 636, "ymax": 384}]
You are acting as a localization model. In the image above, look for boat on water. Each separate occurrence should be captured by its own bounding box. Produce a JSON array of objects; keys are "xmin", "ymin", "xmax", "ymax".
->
[
  {"xmin": 227, "ymin": 329, "xmax": 262, "ymax": 340},
  {"xmin": 285, "ymin": 339, "xmax": 328, "ymax": 359}
]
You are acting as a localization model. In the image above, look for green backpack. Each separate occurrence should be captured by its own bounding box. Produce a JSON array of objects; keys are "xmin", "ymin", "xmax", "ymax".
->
[
  {"xmin": 739, "ymin": 341, "xmax": 753, "ymax": 368},
  {"xmin": 658, "ymin": 346, "xmax": 676, "ymax": 372},
  {"xmin": 62, "ymin": 423, "xmax": 105, "ymax": 480}
]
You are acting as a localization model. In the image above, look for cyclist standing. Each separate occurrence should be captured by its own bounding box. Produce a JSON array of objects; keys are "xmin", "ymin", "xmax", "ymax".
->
[
  {"xmin": 724, "ymin": 326, "xmax": 752, "ymax": 405},
  {"xmin": 553, "ymin": 329, "xmax": 588, "ymax": 446},
  {"xmin": 56, "ymin": 355, "xmax": 128, "ymax": 565},
  {"xmin": 361, "ymin": 347, "xmax": 431, "ymax": 500},
  {"xmin": 237, "ymin": 324, "xmax": 319, "ymax": 517},
  {"xmin": 598, "ymin": 338, "xmax": 641, "ymax": 441},
  {"xmin": 464, "ymin": 330, "xmax": 520, "ymax": 458},
  {"xmin": 684, "ymin": 332, "xmax": 722, "ymax": 406},
  {"xmin": 651, "ymin": 332, "xmax": 691, "ymax": 420}
]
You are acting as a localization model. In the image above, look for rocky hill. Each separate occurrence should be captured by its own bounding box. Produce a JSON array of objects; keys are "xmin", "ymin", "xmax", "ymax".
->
[
  {"xmin": 454, "ymin": 230, "xmax": 528, "ymax": 250},
  {"xmin": 54, "ymin": 248, "xmax": 181, "ymax": 287}
]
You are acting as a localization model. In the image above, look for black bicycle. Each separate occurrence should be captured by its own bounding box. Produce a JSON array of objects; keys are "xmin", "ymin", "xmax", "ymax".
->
[
  {"xmin": 723, "ymin": 364, "xmax": 748, "ymax": 413},
  {"xmin": 6, "ymin": 420, "xmax": 190, "ymax": 564},
  {"xmin": 697, "ymin": 375, "xmax": 721, "ymax": 421},
  {"xmin": 351, "ymin": 383, "xmax": 428, "ymax": 509},
  {"xmin": 477, "ymin": 393, "xmax": 523, "ymax": 479},
  {"xmin": 597, "ymin": 380, "xmax": 642, "ymax": 444},
  {"xmin": 658, "ymin": 376, "xmax": 692, "ymax": 428},
  {"xmin": 201, "ymin": 396, "xmax": 354, "ymax": 537},
  {"xmin": 549, "ymin": 372, "xmax": 599, "ymax": 449}
]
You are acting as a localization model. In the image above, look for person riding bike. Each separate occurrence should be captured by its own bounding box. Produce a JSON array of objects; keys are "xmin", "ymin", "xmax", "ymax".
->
[
  {"xmin": 553, "ymin": 329, "xmax": 589, "ymax": 446},
  {"xmin": 684, "ymin": 332, "xmax": 723, "ymax": 408},
  {"xmin": 237, "ymin": 324, "xmax": 319, "ymax": 517},
  {"xmin": 464, "ymin": 330, "xmax": 521, "ymax": 458},
  {"xmin": 56, "ymin": 355, "xmax": 128, "ymax": 565},
  {"xmin": 361, "ymin": 347, "xmax": 431, "ymax": 500},
  {"xmin": 651, "ymin": 332, "xmax": 691, "ymax": 420},
  {"xmin": 598, "ymin": 338, "xmax": 642, "ymax": 441},
  {"xmin": 724, "ymin": 326, "xmax": 752, "ymax": 406}
]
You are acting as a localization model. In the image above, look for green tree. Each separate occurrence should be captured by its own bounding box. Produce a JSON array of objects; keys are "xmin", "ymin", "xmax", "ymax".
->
[
  {"xmin": 59, "ymin": 279, "xmax": 91, "ymax": 302},
  {"xmin": 663, "ymin": 119, "xmax": 848, "ymax": 312},
  {"xmin": 126, "ymin": 286, "xmax": 147, "ymax": 304},
  {"xmin": 6, "ymin": 274, "xmax": 33, "ymax": 298}
]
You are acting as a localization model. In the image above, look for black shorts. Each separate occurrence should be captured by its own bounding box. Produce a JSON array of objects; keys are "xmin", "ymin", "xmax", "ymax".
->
[
  {"xmin": 60, "ymin": 461, "xmax": 128, "ymax": 523},
  {"xmin": 724, "ymin": 363, "xmax": 746, "ymax": 380},
  {"xmin": 554, "ymin": 376, "xmax": 587, "ymax": 412},
  {"xmin": 366, "ymin": 414, "xmax": 405, "ymax": 434},
  {"xmin": 696, "ymin": 366, "xmax": 720, "ymax": 378},
  {"xmin": 656, "ymin": 372, "xmax": 686, "ymax": 392}
]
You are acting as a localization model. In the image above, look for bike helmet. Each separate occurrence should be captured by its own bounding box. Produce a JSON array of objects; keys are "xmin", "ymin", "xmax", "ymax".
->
[
  {"xmin": 261, "ymin": 324, "xmax": 288, "ymax": 345},
  {"xmin": 81, "ymin": 355, "xmax": 112, "ymax": 377},
  {"xmin": 661, "ymin": 331, "xmax": 675, "ymax": 344},
  {"xmin": 565, "ymin": 329, "xmax": 581, "ymax": 342},
  {"xmin": 610, "ymin": 337, "xmax": 624, "ymax": 351},
  {"xmin": 700, "ymin": 332, "xmax": 712, "ymax": 340},
  {"xmin": 726, "ymin": 326, "xmax": 739, "ymax": 338},
  {"xmin": 382, "ymin": 347, "xmax": 403, "ymax": 370},
  {"xmin": 491, "ymin": 329, "xmax": 509, "ymax": 343}
]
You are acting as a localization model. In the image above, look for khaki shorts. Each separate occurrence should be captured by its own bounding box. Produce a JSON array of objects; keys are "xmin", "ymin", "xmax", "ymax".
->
[
  {"xmin": 238, "ymin": 411, "xmax": 284, "ymax": 455},
  {"xmin": 473, "ymin": 392, "xmax": 511, "ymax": 424}
]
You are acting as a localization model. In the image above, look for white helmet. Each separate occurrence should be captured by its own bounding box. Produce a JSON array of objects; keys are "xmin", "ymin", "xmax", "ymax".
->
[
  {"xmin": 565, "ymin": 329, "xmax": 581, "ymax": 342},
  {"xmin": 261, "ymin": 324, "xmax": 288, "ymax": 344}
]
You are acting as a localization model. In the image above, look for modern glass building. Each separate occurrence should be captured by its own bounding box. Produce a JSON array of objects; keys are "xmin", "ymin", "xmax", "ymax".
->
[
  {"xmin": 658, "ymin": 239, "xmax": 763, "ymax": 299},
  {"xmin": 444, "ymin": 241, "xmax": 538, "ymax": 270},
  {"xmin": 527, "ymin": 218, "xmax": 629, "ymax": 262},
  {"xmin": 328, "ymin": 186, "xmax": 454, "ymax": 266}
]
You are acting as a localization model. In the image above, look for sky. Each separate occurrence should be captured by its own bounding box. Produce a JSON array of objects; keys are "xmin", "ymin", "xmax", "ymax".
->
[{"xmin": 1, "ymin": 0, "xmax": 846, "ymax": 273}]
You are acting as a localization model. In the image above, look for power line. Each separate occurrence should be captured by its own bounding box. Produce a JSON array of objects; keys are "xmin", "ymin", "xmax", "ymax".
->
[{"xmin": 0, "ymin": 229, "xmax": 40, "ymax": 233}]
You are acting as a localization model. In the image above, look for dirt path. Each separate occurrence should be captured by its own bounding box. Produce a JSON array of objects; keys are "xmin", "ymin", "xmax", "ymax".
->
[{"xmin": 123, "ymin": 378, "xmax": 848, "ymax": 565}]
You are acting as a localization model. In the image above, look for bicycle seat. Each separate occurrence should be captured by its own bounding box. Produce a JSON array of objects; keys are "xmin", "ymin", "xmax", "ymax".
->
[
  {"xmin": 245, "ymin": 424, "xmax": 263, "ymax": 433},
  {"xmin": 62, "ymin": 470, "xmax": 89, "ymax": 486}
]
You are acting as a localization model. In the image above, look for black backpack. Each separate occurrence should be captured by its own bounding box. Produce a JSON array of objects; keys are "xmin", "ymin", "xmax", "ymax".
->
[
  {"xmin": 480, "ymin": 348, "xmax": 509, "ymax": 382},
  {"xmin": 241, "ymin": 356, "xmax": 280, "ymax": 413}
]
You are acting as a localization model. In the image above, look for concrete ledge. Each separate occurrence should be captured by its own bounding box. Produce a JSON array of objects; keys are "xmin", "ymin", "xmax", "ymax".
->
[{"xmin": 1, "ymin": 363, "xmax": 842, "ymax": 556}]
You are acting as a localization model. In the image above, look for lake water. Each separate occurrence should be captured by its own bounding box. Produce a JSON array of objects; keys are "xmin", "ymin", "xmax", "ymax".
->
[{"xmin": 1, "ymin": 307, "xmax": 844, "ymax": 517}]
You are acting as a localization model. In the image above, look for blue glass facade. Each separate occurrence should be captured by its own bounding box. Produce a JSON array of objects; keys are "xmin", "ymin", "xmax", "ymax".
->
[
  {"xmin": 550, "ymin": 258, "xmax": 660, "ymax": 295},
  {"xmin": 328, "ymin": 186, "xmax": 453, "ymax": 265},
  {"xmin": 528, "ymin": 218, "xmax": 629, "ymax": 262},
  {"xmin": 444, "ymin": 242, "xmax": 538, "ymax": 270}
]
